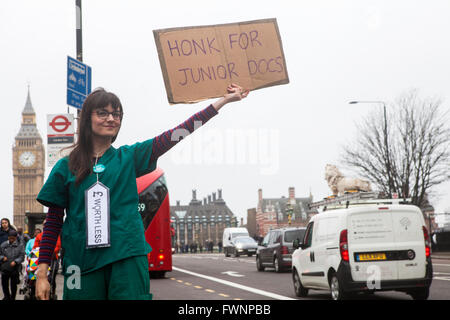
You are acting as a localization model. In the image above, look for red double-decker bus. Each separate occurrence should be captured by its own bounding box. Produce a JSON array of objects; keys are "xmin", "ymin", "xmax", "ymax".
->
[{"xmin": 136, "ymin": 167, "xmax": 172, "ymax": 278}]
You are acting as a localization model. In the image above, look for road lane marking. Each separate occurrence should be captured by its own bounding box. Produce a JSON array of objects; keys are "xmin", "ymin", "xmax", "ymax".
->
[
  {"xmin": 433, "ymin": 264, "xmax": 450, "ymax": 267},
  {"xmin": 434, "ymin": 277, "xmax": 450, "ymax": 281},
  {"xmin": 170, "ymin": 275, "xmax": 240, "ymax": 299},
  {"xmin": 432, "ymin": 257, "xmax": 450, "ymax": 260},
  {"xmin": 221, "ymin": 271, "xmax": 245, "ymax": 277},
  {"xmin": 173, "ymin": 266, "xmax": 296, "ymax": 300}
]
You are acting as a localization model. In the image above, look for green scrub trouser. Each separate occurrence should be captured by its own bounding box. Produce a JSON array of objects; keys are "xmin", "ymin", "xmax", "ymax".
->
[{"xmin": 63, "ymin": 255, "xmax": 152, "ymax": 300}]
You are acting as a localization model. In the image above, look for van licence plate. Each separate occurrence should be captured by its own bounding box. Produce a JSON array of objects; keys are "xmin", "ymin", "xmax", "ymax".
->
[{"xmin": 356, "ymin": 253, "xmax": 386, "ymax": 261}]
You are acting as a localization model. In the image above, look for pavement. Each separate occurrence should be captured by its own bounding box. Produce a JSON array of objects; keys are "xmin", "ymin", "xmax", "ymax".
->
[{"xmin": 0, "ymin": 265, "xmax": 64, "ymax": 301}]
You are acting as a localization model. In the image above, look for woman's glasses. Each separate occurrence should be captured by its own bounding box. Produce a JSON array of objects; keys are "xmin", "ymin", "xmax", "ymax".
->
[{"xmin": 93, "ymin": 109, "xmax": 123, "ymax": 120}]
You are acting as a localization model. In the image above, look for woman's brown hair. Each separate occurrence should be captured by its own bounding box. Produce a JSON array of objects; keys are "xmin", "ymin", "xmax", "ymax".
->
[{"xmin": 68, "ymin": 88, "xmax": 123, "ymax": 185}]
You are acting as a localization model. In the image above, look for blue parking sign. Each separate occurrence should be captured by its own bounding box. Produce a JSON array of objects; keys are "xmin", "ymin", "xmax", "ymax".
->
[{"xmin": 67, "ymin": 56, "xmax": 92, "ymax": 109}]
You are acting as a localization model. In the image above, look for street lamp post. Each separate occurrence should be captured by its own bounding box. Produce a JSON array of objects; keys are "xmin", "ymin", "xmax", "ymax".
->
[
  {"xmin": 286, "ymin": 204, "xmax": 293, "ymax": 225},
  {"xmin": 349, "ymin": 100, "xmax": 394, "ymax": 196},
  {"xmin": 74, "ymin": 0, "xmax": 83, "ymax": 125},
  {"xmin": 76, "ymin": 0, "xmax": 83, "ymax": 63}
]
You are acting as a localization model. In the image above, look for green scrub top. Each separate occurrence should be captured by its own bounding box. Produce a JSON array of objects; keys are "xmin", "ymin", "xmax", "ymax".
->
[{"xmin": 37, "ymin": 139, "xmax": 156, "ymax": 275}]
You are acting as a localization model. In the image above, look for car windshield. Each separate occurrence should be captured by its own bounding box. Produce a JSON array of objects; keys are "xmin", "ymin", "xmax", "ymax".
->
[
  {"xmin": 235, "ymin": 237, "xmax": 256, "ymax": 244},
  {"xmin": 232, "ymin": 233, "xmax": 248, "ymax": 238},
  {"xmin": 284, "ymin": 229, "xmax": 306, "ymax": 243}
]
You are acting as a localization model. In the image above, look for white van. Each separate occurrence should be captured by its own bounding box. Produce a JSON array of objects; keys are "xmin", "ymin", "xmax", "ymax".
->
[
  {"xmin": 292, "ymin": 203, "xmax": 433, "ymax": 300},
  {"xmin": 222, "ymin": 227, "xmax": 250, "ymax": 257}
]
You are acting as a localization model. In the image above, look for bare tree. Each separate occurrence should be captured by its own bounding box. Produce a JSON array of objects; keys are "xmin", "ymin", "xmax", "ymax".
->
[{"xmin": 342, "ymin": 89, "xmax": 450, "ymax": 208}]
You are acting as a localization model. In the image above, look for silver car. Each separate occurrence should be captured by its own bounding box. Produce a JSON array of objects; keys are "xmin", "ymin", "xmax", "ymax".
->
[{"xmin": 229, "ymin": 236, "xmax": 258, "ymax": 257}]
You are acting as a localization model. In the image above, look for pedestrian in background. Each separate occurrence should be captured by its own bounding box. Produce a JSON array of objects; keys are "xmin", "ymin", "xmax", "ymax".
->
[
  {"xmin": 16, "ymin": 227, "xmax": 29, "ymax": 247},
  {"xmin": 0, "ymin": 218, "xmax": 16, "ymax": 246},
  {"xmin": 0, "ymin": 230, "xmax": 25, "ymax": 300},
  {"xmin": 25, "ymin": 228, "xmax": 41, "ymax": 257},
  {"xmin": 35, "ymin": 84, "xmax": 249, "ymax": 300}
]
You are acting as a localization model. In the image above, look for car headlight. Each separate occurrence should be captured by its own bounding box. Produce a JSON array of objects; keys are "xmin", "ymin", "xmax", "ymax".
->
[{"xmin": 236, "ymin": 243, "xmax": 243, "ymax": 249}]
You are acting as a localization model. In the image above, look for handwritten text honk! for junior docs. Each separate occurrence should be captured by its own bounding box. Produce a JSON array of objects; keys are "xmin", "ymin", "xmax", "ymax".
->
[{"xmin": 167, "ymin": 30, "xmax": 286, "ymax": 86}]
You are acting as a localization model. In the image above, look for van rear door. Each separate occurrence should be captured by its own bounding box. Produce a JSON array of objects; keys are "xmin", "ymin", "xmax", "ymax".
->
[
  {"xmin": 348, "ymin": 206, "xmax": 398, "ymax": 282},
  {"xmin": 391, "ymin": 205, "xmax": 427, "ymax": 280}
]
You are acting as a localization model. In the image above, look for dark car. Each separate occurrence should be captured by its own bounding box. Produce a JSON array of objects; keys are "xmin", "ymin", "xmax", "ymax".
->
[{"xmin": 256, "ymin": 227, "xmax": 306, "ymax": 272}]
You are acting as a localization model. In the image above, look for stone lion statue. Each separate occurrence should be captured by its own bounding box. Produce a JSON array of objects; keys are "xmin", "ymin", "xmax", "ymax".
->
[{"xmin": 325, "ymin": 164, "xmax": 372, "ymax": 196}]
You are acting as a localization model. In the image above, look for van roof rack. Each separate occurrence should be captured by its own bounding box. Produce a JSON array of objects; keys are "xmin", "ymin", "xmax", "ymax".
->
[{"xmin": 309, "ymin": 191, "xmax": 411, "ymax": 211}]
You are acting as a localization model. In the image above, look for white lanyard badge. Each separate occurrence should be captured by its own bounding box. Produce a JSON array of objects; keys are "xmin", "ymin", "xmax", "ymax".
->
[{"xmin": 85, "ymin": 154, "xmax": 111, "ymax": 249}]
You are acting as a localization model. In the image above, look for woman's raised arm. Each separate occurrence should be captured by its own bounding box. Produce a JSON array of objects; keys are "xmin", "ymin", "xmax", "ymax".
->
[{"xmin": 150, "ymin": 83, "xmax": 249, "ymax": 162}]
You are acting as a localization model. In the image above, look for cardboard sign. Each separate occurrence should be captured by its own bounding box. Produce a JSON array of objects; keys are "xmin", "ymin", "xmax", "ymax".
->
[{"xmin": 154, "ymin": 18, "xmax": 289, "ymax": 104}]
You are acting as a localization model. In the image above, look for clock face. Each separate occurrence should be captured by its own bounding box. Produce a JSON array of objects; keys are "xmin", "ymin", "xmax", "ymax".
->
[{"xmin": 19, "ymin": 151, "xmax": 36, "ymax": 167}]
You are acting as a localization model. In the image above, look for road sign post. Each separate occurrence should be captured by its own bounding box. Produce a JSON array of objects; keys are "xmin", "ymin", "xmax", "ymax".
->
[{"xmin": 67, "ymin": 56, "xmax": 92, "ymax": 109}]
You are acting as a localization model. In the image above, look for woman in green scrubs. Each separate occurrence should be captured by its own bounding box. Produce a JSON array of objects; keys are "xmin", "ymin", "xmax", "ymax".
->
[{"xmin": 35, "ymin": 84, "xmax": 249, "ymax": 300}]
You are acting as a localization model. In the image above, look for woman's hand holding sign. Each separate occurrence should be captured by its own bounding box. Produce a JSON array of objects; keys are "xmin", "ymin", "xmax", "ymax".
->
[
  {"xmin": 226, "ymin": 83, "xmax": 250, "ymax": 102},
  {"xmin": 213, "ymin": 83, "xmax": 249, "ymax": 111}
]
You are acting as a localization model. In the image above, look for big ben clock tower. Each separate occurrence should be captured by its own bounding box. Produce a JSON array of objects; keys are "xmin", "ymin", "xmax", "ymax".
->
[{"xmin": 12, "ymin": 87, "xmax": 45, "ymax": 229}]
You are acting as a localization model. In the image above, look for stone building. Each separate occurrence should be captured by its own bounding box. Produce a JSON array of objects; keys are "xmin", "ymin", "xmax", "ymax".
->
[
  {"xmin": 170, "ymin": 189, "xmax": 237, "ymax": 248},
  {"xmin": 254, "ymin": 187, "xmax": 317, "ymax": 237}
]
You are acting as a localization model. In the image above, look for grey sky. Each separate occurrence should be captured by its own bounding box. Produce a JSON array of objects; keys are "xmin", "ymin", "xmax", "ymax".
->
[{"xmin": 1, "ymin": 0, "xmax": 450, "ymax": 225}]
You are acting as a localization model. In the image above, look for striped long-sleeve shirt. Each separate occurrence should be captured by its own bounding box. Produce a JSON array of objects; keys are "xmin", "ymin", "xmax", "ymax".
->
[{"xmin": 38, "ymin": 104, "xmax": 218, "ymax": 265}]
